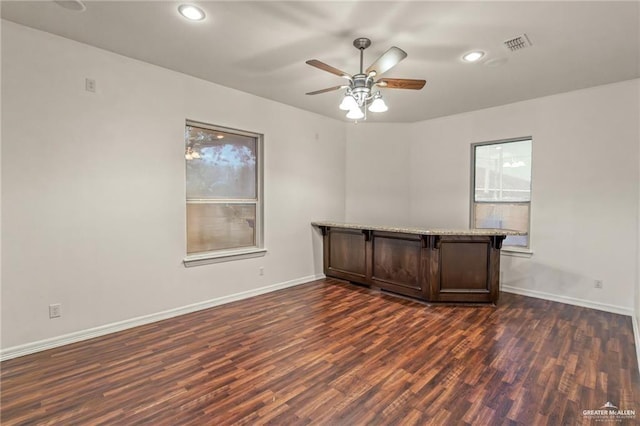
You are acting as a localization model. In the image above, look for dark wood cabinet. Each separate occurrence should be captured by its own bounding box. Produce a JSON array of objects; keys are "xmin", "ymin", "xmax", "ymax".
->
[
  {"xmin": 428, "ymin": 237, "xmax": 500, "ymax": 303},
  {"xmin": 325, "ymin": 228, "xmax": 367, "ymax": 280},
  {"xmin": 370, "ymin": 232, "xmax": 424, "ymax": 299},
  {"xmin": 316, "ymin": 223, "xmax": 513, "ymax": 304}
]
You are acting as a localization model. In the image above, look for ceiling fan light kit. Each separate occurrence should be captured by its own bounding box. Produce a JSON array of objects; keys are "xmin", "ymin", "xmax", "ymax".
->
[
  {"xmin": 339, "ymin": 94, "xmax": 358, "ymax": 111},
  {"xmin": 368, "ymin": 94, "xmax": 388, "ymax": 113},
  {"xmin": 346, "ymin": 107, "xmax": 365, "ymax": 120},
  {"xmin": 306, "ymin": 37, "xmax": 426, "ymax": 121}
]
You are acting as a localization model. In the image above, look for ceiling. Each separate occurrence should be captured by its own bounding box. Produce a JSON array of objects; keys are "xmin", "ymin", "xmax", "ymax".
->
[{"xmin": 2, "ymin": 1, "xmax": 639, "ymax": 123}]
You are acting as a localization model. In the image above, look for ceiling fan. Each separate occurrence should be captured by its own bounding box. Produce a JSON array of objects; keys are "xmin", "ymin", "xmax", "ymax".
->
[{"xmin": 306, "ymin": 37, "xmax": 426, "ymax": 120}]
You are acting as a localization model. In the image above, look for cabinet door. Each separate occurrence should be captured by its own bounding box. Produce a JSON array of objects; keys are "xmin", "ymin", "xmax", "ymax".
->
[
  {"xmin": 429, "ymin": 237, "xmax": 499, "ymax": 303},
  {"xmin": 325, "ymin": 228, "xmax": 367, "ymax": 281},
  {"xmin": 370, "ymin": 232, "xmax": 425, "ymax": 299}
]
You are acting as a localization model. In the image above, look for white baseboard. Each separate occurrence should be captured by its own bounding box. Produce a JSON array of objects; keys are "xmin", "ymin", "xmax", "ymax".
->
[
  {"xmin": 503, "ymin": 285, "xmax": 640, "ymax": 371},
  {"xmin": 2, "ymin": 277, "xmax": 633, "ymax": 363},
  {"xmin": 501, "ymin": 285, "xmax": 633, "ymax": 316},
  {"xmin": 0, "ymin": 274, "xmax": 325, "ymax": 362}
]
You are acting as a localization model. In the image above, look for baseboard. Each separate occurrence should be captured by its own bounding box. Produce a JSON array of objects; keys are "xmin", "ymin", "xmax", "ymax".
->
[
  {"xmin": 2, "ymin": 277, "xmax": 629, "ymax": 362},
  {"xmin": 633, "ymin": 315, "xmax": 640, "ymax": 374},
  {"xmin": 0, "ymin": 274, "xmax": 325, "ymax": 362},
  {"xmin": 501, "ymin": 285, "xmax": 633, "ymax": 316}
]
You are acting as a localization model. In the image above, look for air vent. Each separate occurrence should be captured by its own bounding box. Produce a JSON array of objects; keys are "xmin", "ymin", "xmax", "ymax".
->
[{"xmin": 503, "ymin": 34, "xmax": 532, "ymax": 52}]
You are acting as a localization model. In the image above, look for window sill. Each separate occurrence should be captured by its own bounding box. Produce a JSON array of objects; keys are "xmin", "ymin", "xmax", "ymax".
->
[
  {"xmin": 501, "ymin": 247, "xmax": 533, "ymax": 258},
  {"xmin": 183, "ymin": 248, "xmax": 267, "ymax": 267}
]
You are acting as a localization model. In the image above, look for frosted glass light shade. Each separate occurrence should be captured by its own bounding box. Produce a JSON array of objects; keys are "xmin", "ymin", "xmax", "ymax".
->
[
  {"xmin": 346, "ymin": 107, "xmax": 364, "ymax": 119},
  {"xmin": 339, "ymin": 95, "xmax": 358, "ymax": 111},
  {"xmin": 368, "ymin": 97, "xmax": 388, "ymax": 112}
]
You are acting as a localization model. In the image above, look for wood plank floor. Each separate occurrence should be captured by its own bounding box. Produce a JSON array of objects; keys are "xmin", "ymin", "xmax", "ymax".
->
[{"xmin": 2, "ymin": 278, "xmax": 639, "ymax": 425}]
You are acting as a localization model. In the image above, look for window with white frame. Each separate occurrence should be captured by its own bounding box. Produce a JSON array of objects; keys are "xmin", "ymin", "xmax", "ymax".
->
[
  {"xmin": 185, "ymin": 120, "xmax": 263, "ymax": 259},
  {"xmin": 471, "ymin": 138, "xmax": 532, "ymax": 249}
]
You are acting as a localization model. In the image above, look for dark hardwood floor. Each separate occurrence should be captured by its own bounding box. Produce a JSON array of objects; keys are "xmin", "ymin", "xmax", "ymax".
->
[{"xmin": 2, "ymin": 278, "xmax": 639, "ymax": 425}]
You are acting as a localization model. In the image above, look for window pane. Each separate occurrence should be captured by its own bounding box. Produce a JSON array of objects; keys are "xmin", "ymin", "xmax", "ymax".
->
[
  {"xmin": 186, "ymin": 125, "xmax": 256, "ymax": 199},
  {"xmin": 474, "ymin": 203, "xmax": 529, "ymax": 247},
  {"xmin": 474, "ymin": 140, "xmax": 531, "ymax": 202},
  {"xmin": 187, "ymin": 203, "xmax": 256, "ymax": 254}
]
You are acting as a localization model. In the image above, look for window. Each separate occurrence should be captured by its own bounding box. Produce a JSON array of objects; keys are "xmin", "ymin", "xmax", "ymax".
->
[
  {"xmin": 184, "ymin": 120, "xmax": 264, "ymax": 265},
  {"xmin": 471, "ymin": 138, "xmax": 532, "ymax": 249}
]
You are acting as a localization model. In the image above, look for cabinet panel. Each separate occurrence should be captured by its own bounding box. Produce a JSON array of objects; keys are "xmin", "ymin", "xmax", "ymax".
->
[
  {"xmin": 371, "ymin": 234, "xmax": 422, "ymax": 292},
  {"xmin": 328, "ymin": 229, "xmax": 366, "ymax": 277},
  {"xmin": 440, "ymin": 241, "xmax": 489, "ymax": 292},
  {"xmin": 429, "ymin": 237, "xmax": 497, "ymax": 303}
]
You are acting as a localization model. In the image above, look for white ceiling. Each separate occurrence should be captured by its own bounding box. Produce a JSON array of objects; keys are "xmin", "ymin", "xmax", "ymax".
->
[{"xmin": 2, "ymin": 1, "xmax": 639, "ymax": 123}]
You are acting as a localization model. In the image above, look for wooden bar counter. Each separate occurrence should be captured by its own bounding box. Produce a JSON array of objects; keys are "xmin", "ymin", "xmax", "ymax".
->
[{"xmin": 312, "ymin": 221, "xmax": 525, "ymax": 304}]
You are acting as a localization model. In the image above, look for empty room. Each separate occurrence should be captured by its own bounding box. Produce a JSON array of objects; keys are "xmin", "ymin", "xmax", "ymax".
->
[{"xmin": 1, "ymin": 1, "xmax": 639, "ymax": 424}]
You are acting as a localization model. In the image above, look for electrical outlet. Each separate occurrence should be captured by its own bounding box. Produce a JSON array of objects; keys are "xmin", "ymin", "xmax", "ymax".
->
[
  {"xmin": 85, "ymin": 78, "xmax": 96, "ymax": 93},
  {"xmin": 49, "ymin": 303, "xmax": 61, "ymax": 318},
  {"xmin": 259, "ymin": 267, "xmax": 264, "ymax": 276},
  {"xmin": 594, "ymin": 280, "xmax": 603, "ymax": 289}
]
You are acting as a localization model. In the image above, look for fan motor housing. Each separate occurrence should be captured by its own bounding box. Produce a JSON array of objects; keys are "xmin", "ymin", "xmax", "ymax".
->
[
  {"xmin": 353, "ymin": 38, "xmax": 371, "ymax": 50},
  {"xmin": 352, "ymin": 74, "xmax": 369, "ymax": 88}
]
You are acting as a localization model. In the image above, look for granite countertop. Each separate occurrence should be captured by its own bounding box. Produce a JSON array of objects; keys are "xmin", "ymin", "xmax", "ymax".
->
[{"xmin": 311, "ymin": 221, "xmax": 527, "ymax": 236}]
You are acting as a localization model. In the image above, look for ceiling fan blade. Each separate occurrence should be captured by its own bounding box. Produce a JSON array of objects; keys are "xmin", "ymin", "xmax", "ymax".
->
[
  {"xmin": 366, "ymin": 47, "xmax": 407, "ymax": 76},
  {"xmin": 306, "ymin": 59, "xmax": 351, "ymax": 78},
  {"xmin": 306, "ymin": 85, "xmax": 347, "ymax": 95},
  {"xmin": 377, "ymin": 78, "xmax": 426, "ymax": 90}
]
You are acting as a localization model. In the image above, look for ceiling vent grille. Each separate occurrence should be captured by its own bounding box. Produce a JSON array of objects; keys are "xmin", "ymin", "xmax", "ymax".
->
[{"xmin": 503, "ymin": 34, "xmax": 532, "ymax": 52}]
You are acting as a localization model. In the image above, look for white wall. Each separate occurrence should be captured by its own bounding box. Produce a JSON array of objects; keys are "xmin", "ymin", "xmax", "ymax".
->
[
  {"xmin": 345, "ymin": 123, "xmax": 412, "ymax": 224},
  {"xmin": 633, "ymin": 0, "xmax": 640, "ymax": 370},
  {"xmin": 0, "ymin": 17, "xmax": 4, "ymax": 349},
  {"xmin": 637, "ymin": 76, "xmax": 640, "ymax": 338},
  {"xmin": 2, "ymin": 19, "xmax": 639, "ymax": 355},
  {"xmin": 1, "ymin": 21, "xmax": 346, "ymax": 350},
  {"xmin": 347, "ymin": 79, "xmax": 640, "ymax": 314}
]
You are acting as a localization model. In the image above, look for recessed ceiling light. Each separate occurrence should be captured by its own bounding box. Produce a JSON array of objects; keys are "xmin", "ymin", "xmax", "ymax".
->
[
  {"xmin": 178, "ymin": 4, "xmax": 205, "ymax": 21},
  {"xmin": 463, "ymin": 51, "xmax": 485, "ymax": 63},
  {"xmin": 54, "ymin": 0, "xmax": 86, "ymax": 12}
]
